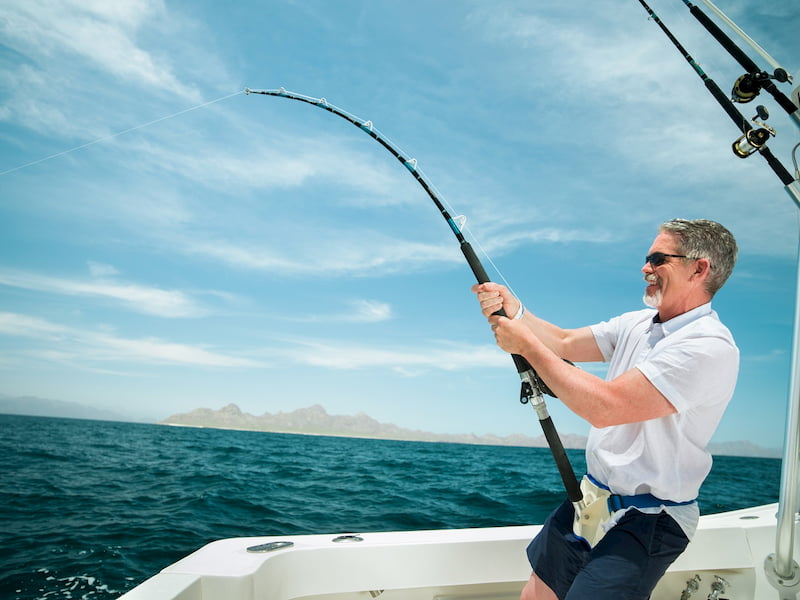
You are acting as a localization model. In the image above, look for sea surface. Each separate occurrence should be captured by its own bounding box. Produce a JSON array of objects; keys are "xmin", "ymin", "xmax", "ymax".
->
[{"xmin": 0, "ymin": 414, "xmax": 784, "ymax": 600}]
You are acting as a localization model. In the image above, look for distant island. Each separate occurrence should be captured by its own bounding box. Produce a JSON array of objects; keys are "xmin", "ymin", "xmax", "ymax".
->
[
  {"xmin": 0, "ymin": 395, "xmax": 782, "ymax": 457},
  {"xmin": 159, "ymin": 403, "xmax": 781, "ymax": 458},
  {"xmin": 160, "ymin": 403, "xmax": 589, "ymax": 449}
]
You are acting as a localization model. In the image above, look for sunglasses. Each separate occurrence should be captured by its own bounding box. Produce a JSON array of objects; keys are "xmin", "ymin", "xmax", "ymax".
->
[{"xmin": 645, "ymin": 252, "xmax": 687, "ymax": 267}]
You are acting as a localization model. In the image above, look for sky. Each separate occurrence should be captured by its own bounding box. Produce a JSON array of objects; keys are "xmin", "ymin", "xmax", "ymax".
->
[{"xmin": 0, "ymin": 0, "xmax": 799, "ymax": 450}]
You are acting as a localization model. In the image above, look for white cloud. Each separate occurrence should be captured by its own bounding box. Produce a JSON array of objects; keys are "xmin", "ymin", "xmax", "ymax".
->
[
  {"xmin": 0, "ymin": 0, "xmax": 199, "ymax": 101},
  {"xmin": 0, "ymin": 310, "xmax": 506, "ymax": 373},
  {"xmin": 178, "ymin": 233, "xmax": 459, "ymax": 277},
  {"xmin": 93, "ymin": 334, "xmax": 261, "ymax": 367},
  {"xmin": 480, "ymin": 226, "xmax": 616, "ymax": 255},
  {"xmin": 280, "ymin": 338, "xmax": 507, "ymax": 371},
  {"xmin": 87, "ymin": 261, "xmax": 120, "ymax": 277},
  {"xmin": 0, "ymin": 312, "xmax": 67, "ymax": 339},
  {"xmin": 297, "ymin": 299, "xmax": 394, "ymax": 323},
  {"xmin": 0, "ymin": 268, "xmax": 208, "ymax": 318},
  {"xmin": 123, "ymin": 125, "xmax": 414, "ymax": 205},
  {"xmin": 348, "ymin": 299, "xmax": 393, "ymax": 323},
  {"xmin": 469, "ymin": 1, "xmax": 749, "ymax": 163},
  {"xmin": 0, "ymin": 312, "xmax": 261, "ymax": 368}
]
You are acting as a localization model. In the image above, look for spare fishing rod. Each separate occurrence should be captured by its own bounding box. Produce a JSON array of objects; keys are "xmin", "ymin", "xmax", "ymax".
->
[
  {"xmin": 244, "ymin": 87, "xmax": 583, "ymax": 504},
  {"xmin": 635, "ymin": 0, "xmax": 799, "ymax": 199},
  {"xmin": 678, "ymin": 0, "xmax": 799, "ymax": 127},
  {"xmin": 696, "ymin": 0, "xmax": 793, "ymax": 85}
]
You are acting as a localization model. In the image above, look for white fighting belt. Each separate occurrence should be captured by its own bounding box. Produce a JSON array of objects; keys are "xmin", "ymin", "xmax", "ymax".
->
[{"xmin": 572, "ymin": 475, "xmax": 613, "ymax": 548}]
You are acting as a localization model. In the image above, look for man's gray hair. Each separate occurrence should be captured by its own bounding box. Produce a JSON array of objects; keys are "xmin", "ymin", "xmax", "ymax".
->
[{"xmin": 659, "ymin": 218, "xmax": 737, "ymax": 296}]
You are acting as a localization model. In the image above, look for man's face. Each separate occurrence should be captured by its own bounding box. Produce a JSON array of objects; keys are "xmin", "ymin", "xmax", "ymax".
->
[{"xmin": 642, "ymin": 232, "xmax": 692, "ymax": 312}]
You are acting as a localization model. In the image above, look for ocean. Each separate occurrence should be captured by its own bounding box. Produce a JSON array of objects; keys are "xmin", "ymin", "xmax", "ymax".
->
[{"xmin": 0, "ymin": 414, "xmax": 783, "ymax": 600}]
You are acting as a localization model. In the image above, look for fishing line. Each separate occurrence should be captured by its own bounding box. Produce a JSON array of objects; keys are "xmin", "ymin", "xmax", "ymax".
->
[
  {"xmin": 411, "ymin": 170, "xmax": 523, "ymax": 302},
  {"xmin": 244, "ymin": 87, "xmax": 546, "ymax": 391},
  {"xmin": 246, "ymin": 88, "xmax": 521, "ymax": 300},
  {"xmin": 0, "ymin": 90, "xmax": 245, "ymax": 177},
  {"xmin": 246, "ymin": 86, "xmax": 582, "ymax": 504},
  {"xmin": 346, "ymin": 126, "xmax": 520, "ymax": 299},
  {"xmin": 417, "ymin": 175, "xmax": 522, "ymax": 299}
]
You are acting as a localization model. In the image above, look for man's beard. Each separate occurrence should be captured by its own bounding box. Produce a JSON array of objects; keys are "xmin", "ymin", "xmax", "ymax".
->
[{"xmin": 643, "ymin": 287, "xmax": 662, "ymax": 309}]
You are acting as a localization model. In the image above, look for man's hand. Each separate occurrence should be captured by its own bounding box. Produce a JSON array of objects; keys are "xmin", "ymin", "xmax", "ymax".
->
[
  {"xmin": 471, "ymin": 282, "xmax": 521, "ymax": 319},
  {"xmin": 488, "ymin": 314, "xmax": 536, "ymax": 356}
]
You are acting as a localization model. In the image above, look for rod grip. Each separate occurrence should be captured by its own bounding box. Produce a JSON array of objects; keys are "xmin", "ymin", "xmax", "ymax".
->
[
  {"xmin": 461, "ymin": 242, "xmax": 529, "ymax": 373},
  {"xmin": 461, "ymin": 241, "xmax": 492, "ymax": 286},
  {"xmin": 461, "ymin": 241, "xmax": 559, "ymax": 397}
]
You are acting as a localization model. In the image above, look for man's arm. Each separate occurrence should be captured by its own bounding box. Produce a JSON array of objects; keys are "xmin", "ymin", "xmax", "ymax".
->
[
  {"xmin": 488, "ymin": 315, "xmax": 677, "ymax": 428},
  {"xmin": 472, "ymin": 282, "xmax": 604, "ymax": 362}
]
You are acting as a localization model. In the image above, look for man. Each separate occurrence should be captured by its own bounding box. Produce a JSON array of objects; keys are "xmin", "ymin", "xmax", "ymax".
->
[{"xmin": 472, "ymin": 219, "xmax": 739, "ymax": 600}]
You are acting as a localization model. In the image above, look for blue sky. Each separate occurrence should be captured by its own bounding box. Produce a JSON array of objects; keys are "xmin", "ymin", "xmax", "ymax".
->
[{"xmin": 0, "ymin": 0, "xmax": 798, "ymax": 449}]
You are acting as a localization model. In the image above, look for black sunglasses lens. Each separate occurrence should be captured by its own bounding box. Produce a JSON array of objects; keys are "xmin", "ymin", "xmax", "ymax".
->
[{"xmin": 647, "ymin": 253, "xmax": 666, "ymax": 266}]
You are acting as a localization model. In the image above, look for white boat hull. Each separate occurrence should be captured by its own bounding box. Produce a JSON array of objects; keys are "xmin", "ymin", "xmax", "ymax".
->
[{"xmin": 119, "ymin": 502, "xmax": 797, "ymax": 599}]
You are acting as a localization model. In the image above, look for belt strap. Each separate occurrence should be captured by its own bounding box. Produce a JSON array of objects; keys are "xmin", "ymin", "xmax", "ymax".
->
[
  {"xmin": 586, "ymin": 474, "xmax": 695, "ymax": 512},
  {"xmin": 607, "ymin": 493, "xmax": 695, "ymax": 511}
]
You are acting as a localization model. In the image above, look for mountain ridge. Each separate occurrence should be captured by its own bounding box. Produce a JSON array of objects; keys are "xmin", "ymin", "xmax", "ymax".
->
[
  {"xmin": 160, "ymin": 402, "xmax": 781, "ymax": 457},
  {"xmin": 160, "ymin": 402, "xmax": 589, "ymax": 449},
  {"xmin": 0, "ymin": 395, "xmax": 781, "ymax": 457}
]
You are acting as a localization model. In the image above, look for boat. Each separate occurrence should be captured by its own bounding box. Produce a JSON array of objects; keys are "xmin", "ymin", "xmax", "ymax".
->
[
  {"xmin": 118, "ymin": 502, "xmax": 794, "ymax": 600},
  {"xmin": 119, "ymin": 2, "xmax": 800, "ymax": 599}
]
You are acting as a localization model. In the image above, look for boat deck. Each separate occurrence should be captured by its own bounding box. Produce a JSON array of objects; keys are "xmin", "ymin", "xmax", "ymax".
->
[{"xmin": 121, "ymin": 503, "xmax": 792, "ymax": 600}]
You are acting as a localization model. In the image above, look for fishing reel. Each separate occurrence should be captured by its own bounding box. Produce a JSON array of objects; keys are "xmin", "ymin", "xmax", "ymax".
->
[
  {"xmin": 732, "ymin": 105, "xmax": 776, "ymax": 159},
  {"xmin": 731, "ymin": 68, "xmax": 790, "ymax": 103}
]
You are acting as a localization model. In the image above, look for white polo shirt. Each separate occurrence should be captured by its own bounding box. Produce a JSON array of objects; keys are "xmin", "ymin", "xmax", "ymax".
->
[{"xmin": 586, "ymin": 303, "xmax": 739, "ymax": 537}]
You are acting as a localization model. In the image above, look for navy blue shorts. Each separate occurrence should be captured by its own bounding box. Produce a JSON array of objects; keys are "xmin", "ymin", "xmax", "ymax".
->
[{"xmin": 526, "ymin": 499, "xmax": 689, "ymax": 600}]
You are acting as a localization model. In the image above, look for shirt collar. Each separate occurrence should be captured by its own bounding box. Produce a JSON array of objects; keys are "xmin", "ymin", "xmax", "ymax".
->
[{"xmin": 649, "ymin": 302, "xmax": 713, "ymax": 336}]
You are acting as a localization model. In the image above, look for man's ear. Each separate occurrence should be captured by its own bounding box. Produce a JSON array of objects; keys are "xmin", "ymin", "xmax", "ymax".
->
[{"xmin": 693, "ymin": 258, "xmax": 712, "ymax": 280}]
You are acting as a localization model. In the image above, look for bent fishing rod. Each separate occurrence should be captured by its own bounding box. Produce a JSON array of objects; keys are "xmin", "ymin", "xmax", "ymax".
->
[
  {"xmin": 245, "ymin": 87, "xmax": 582, "ymax": 504},
  {"xmin": 636, "ymin": 0, "xmax": 800, "ymax": 203}
]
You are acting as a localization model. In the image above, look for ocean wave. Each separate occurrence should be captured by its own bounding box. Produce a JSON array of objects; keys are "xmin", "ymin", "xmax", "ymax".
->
[{"xmin": 0, "ymin": 414, "xmax": 781, "ymax": 600}]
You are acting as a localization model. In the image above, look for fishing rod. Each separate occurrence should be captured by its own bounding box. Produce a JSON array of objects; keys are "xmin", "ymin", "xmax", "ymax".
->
[
  {"xmin": 636, "ymin": 0, "xmax": 799, "ymax": 198},
  {"xmin": 695, "ymin": 0, "xmax": 793, "ymax": 85},
  {"xmin": 678, "ymin": 0, "xmax": 799, "ymax": 127},
  {"xmin": 245, "ymin": 87, "xmax": 583, "ymax": 504}
]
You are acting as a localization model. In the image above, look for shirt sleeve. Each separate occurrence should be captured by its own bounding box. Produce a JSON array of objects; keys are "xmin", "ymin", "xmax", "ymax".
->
[
  {"xmin": 590, "ymin": 315, "xmax": 622, "ymax": 362},
  {"xmin": 590, "ymin": 309, "xmax": 655, "ymax": 362},
  {"xmin": 637, "ymin": 333, "xmax": 739, "ymax": 413}
]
